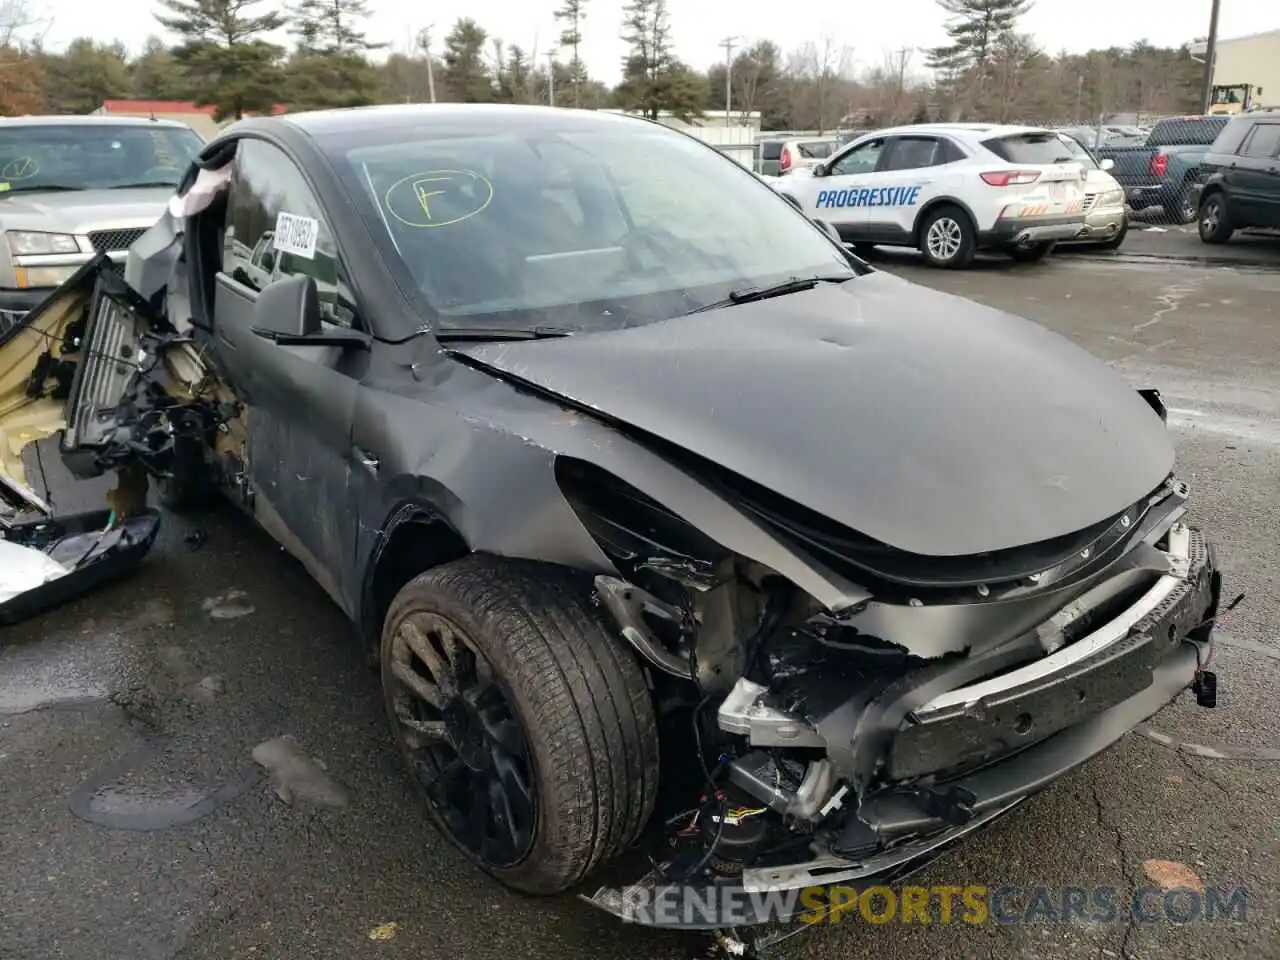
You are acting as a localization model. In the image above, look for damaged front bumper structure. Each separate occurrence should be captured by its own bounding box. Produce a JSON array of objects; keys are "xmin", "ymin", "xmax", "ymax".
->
[
  {"xmin": 584, "ymin": 488, "xmax": 1221, "ymax": 940},
  {"xmin": 0, "ymin": 258, "xmax": 173, "ymax": 624}
]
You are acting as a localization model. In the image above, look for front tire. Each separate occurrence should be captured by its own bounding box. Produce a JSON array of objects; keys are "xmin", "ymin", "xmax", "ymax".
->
[
  {"xmin": 380, "ymin": 554, "xmax": 660, "ymax": 895},
  {"xmin": 1198, "ymin": 192, "xmax": 1234, "ymax": 244},
  {"xmin": 918, "ymin": 205, "xmax": 976, "ymax": 268},
  {"xmin": 1006, "ymin": 241, "xmax": 1055, "ymax": 263}
]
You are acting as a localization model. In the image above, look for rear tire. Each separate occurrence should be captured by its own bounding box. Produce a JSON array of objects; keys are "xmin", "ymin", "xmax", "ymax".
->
[
  {"xmin": 1198, "ymin": 192, "xmax": 1234, "ymax": 244},
  {"xmin": 1006, "ymin": 241, "xmax": 1055, "ymax": 263},
  {"xmin": 1164, "ymin": 183, "xmax": 1197, "ymax": 225},
  {"xmin": 917, "ymin": 205, "xmax": 976, "ymax": 269},
  {"xmin": 380, "ymin": 554, "xmax": 660, "ymax": 895}
]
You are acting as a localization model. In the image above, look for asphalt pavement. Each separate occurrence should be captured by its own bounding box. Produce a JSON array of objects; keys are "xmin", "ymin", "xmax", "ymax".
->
[{"xmin": 2, "ymin": 247, "xmax": 1278, "ymax": 960}]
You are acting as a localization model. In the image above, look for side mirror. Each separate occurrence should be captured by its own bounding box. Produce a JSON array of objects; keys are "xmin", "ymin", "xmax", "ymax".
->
[
  {"xmin": 1100, "ymin": 157, "xmax": 1115, "ymax": 171},
  {"xmin": 811, "ymin": 164, "xmax": 826, "ymax": 178},
  {"xmin": 254, "ymin": 273, "xmax": 321, "ymax": 338}
]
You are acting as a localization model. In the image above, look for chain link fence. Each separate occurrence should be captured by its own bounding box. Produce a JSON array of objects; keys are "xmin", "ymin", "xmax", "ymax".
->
[{"xmin": 1061, "ymin": 115, "xmax": 1233, "ymax": 228}]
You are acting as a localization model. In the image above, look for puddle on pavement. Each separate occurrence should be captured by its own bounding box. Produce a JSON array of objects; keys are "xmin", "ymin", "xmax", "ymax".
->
[
  {"xmin": 252, "ymin": 734, "xmax": 351, "ymax": 808},
  {"xmin": 202, "ymin": 590, "xmax": 255, "ymax": 620},
  {"xmin": 69, "ymin": 743, "xmax": 264, "ymax": 830},
  {"xmin": 0, "ymin": 598, "xmax": 177, "ymax": 714},
  {"xmin": 0, "ymin": 627, "xmax": 131, "ymax": 714}
]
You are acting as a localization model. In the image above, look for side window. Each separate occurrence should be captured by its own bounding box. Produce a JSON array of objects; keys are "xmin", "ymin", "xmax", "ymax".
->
[
  {"xmin": 828, "ymin": 138, "xmax": 885, "ymax": 177},
  {"xmin": 1239, "ymin": 123, "xmax": 1280, "ymax": 160},
  {"xmin": 882, "ymin": 137, "xmax": 943, "ymax": 171},
  {"xmin": 223, "ymin": 139, "xmax": 354, "ymax": 326}
]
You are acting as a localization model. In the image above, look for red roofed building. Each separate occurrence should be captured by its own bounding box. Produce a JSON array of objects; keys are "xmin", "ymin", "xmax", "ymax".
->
[{"xmin": 90, "ymin": 100, "xmax": 288, "ymax": 139}]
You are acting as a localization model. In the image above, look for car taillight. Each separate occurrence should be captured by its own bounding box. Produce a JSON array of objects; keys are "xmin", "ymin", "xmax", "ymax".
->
[
  {"xmin": 1150, "ymin": 152, "xmax": 1168, "ymax": 176},
  {"xmin": 780, "ymin": 146, "xmax": 792, "ymax": 172},
  {"xmin": 980, "ymin": 170, "xmax": 1041, "ymax": 186}
]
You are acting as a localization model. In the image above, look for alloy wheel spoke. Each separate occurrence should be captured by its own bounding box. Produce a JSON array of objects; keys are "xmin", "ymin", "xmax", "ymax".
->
[
  {"xmin": 464, "ymin": 770, "xmax": 494, "ymax": 856},
  {"xmin": 487, "ymin": 758, "xmax": 532, "ymax": 862},
  {"xmin": 401, "ymin": 618, "xmax": 458, "ymax": 696},
  {"xmin": 422, "ymin": 756, "xmax": 468, "ymax": 805},
  {"xmin": 391, "ymin": 660, "xmax": 447, "ymax": 710},
  {"xmin": 396, "ymin": 706, "xmax": 451, "ymax": 748}
]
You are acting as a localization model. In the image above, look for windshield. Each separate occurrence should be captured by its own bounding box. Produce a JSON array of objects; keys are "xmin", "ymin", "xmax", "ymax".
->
[
  {"xmin": 1148, "ymin": 117, "xmax": 1228, "ymax": 147},
  {"xmin": 333, "ymin": 122, "xmax": 854, "ymax": 332},
  {"xmin": 982, "ymin": 132, "xmax": 1075, "ymax": 164},
  {"xmin": 0, "ymin": 123, "xmax": 203, "ymax": 192},
  {"xmin": 1056, "ymin": 134, "xmax": 1098, "ymax": 170}
]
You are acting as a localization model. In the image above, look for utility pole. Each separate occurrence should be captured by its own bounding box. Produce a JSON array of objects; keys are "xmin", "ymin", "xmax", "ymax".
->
[
  {"xmin": 1199, "ymin": 0, "xmax": 1222, "ymax": 113},
  {"xmin": 720, "ymin": 36, "xmax": 738, "ymax": 126},
  {"xmin": 419, "ymin": 25, "xmax": 437, "ymax": 103},
  {"xmin": 546, "ymin": 53, "xmax": 556, "ymax": 106}
]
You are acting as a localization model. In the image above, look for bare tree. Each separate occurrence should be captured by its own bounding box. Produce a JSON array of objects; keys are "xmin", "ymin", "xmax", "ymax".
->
[
  {"xmin": 797, "ymin": 32, "xmax": 852, "ymax": 132},
  {"xmin": 0, "ymin": 0, "xmax": 52, "ymax": 48}
]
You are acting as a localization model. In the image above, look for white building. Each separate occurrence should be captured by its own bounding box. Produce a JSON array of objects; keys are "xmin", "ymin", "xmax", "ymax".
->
[{"xmin": 1189, "ymin": 29, "xmax": 1280, "ymax": 113}]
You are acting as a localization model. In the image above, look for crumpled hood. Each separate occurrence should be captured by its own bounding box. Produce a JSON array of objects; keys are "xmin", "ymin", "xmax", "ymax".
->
[{"xmin": 452, "ymin": 271, "xmax": 1174, "ymax": 558}]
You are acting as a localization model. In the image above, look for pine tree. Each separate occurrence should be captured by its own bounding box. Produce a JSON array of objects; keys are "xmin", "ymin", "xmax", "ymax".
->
[
  {"xmin": 500, "ymin": 44, "xmax": 531, "ymax": 103},
  {"xmin": 285, "ymin": 0, "xmax": 383, "ymax": 108},
  {"xmin": 154, "ymin": 0, "xmax": 285, "ymax": 121},
  {"xmin": 289, "ymin": 0, "xmax": 382, "ymax": 56},
  {"xmin": 553, "ymin": 0, "xmax": 587, "ymax": 107},
  {"xmin": 615, "ymin": 0, "xmax": 703, "ymax": 122},
  {"xmin": 925, "ymin": 0, "xmax": 1033, "ymax": 117},
  {"xmin": 926, "ymin": 0, "xmax": 1033, "ymax": 71},
  {"xmin": 441, "ymin": 18, "xmax": 493, "ymax": 103}
]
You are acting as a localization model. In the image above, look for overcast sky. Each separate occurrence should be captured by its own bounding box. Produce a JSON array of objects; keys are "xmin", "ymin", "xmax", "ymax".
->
[{"xmin": 42, "ymin": 0, "xmax": 1280, "ymax": 86}]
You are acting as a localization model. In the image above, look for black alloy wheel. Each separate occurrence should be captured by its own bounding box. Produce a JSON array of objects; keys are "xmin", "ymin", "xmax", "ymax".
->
[{"xmin": 387, "ymin": 610, "xmax": 536, "ymax": 868}]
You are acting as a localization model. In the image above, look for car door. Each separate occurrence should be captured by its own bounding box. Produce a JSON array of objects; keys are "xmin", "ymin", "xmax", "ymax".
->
[
  {"xmin": 1231, "ymin": 121, "xmax": 1280, "ymax": 225},
  {"xmin": 211, "ymin": 138, "xmax": 365, "ymax": 613},
  {"xmin": 863, "ymin": 135, "xmax": 953, "ymax": 242},
  {"xmin": 793, "ymin": 136, "xmax": 888, "ymax": 240}
]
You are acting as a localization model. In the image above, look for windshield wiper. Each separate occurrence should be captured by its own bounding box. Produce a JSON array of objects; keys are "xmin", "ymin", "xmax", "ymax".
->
[
  {"xmin": 0, "ymin": 184, "xmax": 84, "ymax": 195},
  {"xmin": 685, "ymin": 275, "xmax": 851, "ymax": 315},
  {"xmin": 433, "ymin": 326, "xmax": 576, "ymax": 342},
  {"xmin": 108, "ymin": 181, "xmax": 179, "ymax": 189}
]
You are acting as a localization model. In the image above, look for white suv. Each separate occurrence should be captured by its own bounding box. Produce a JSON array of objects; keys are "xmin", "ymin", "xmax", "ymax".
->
[{"xmin": 773, "ymin": 123, "xmax": 1091, "ymax": 268}]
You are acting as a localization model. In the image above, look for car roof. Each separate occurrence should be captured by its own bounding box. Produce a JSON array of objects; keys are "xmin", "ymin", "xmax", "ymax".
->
[
  {"xmin": 858, "ymin": 122, "xmax": 1052, "ymax": 141},
  {"xmin": 0, "ymin": 114, "xmax": 193, "ymax": 129},
  {"xmin": 276, "ymin": 103, "xmax": 661, "ymax": 139}
]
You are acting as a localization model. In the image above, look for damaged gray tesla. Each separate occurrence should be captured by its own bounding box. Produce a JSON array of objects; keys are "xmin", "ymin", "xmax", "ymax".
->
[{"xmin": 1, "ymin": 104, "xmax": 1223, "ymax": 951}]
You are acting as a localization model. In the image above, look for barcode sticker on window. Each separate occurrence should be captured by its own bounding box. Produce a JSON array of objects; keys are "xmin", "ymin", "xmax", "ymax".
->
[{"xmin": 272, "ymin": 211, "xmax": 319, "ymax": 259}]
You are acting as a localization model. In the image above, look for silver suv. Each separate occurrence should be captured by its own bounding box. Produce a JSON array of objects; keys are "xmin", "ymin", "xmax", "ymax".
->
[{"xmin": 0, "ymin": 115, "xmax": 204, "ymax": 330}]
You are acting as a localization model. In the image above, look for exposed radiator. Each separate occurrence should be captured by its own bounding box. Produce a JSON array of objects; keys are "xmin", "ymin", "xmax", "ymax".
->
[{"xmin": 63, "ymin": 287, "xmax": 146, "ymax": 452}]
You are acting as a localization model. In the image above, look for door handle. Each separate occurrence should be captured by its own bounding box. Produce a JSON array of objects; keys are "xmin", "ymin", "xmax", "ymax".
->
[{"xmin": 353, "ymin": 447, "xmax": 379, "ymax": 472}]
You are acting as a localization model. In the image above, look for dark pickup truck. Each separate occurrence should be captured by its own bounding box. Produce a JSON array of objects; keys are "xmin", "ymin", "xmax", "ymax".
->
[{"xmin": 1097, "ymin": 115, "xmax": 1230, "ymax": 223}]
